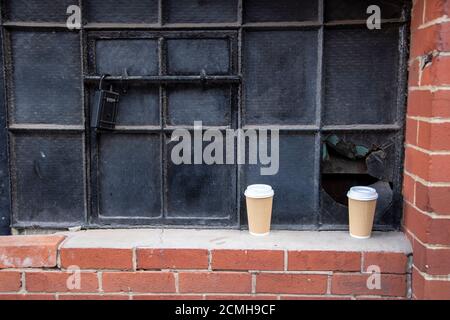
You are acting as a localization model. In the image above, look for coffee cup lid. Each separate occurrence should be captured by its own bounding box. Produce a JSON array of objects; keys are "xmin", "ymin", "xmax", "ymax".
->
[
  {"xmin": 347, "ymin": 186, "xmax": 378, "ymax": 201},
  {"xmin": 245, "ymin": 184, "xmax": 274, "ymax": 199}
]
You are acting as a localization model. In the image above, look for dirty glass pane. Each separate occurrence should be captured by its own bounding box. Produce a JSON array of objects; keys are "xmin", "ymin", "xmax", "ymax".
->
[
  {"xmin": 167, "ymin": 39, "xmax": 230, "ymax": 75},
  {"xmin": 244, "ymin": 0, "xmax": 318, "ymax": 23},
  {"xmin": 11, "ymin": 31, "xmax": 82, "ymax": 125},
  {"xmin": 325, "ymin": 0, "xmax": 406, "ymax": 21},
  {"xmin": 95, "ymin": 40, "xmax": 158, "ymax": 76},
  {"xmin": 90, "ymin": 85, "xmax": 160, "ymax": 126},
  {"xmin": 164, "ymin": 0, "xmax": 238, "ymax": 23},
  {"xmin": 321, "ymin": 132, "xmax": 399, "ymax": 227},
  {"xmin": 166, "ymin": 133, "xmax": 235, "ymax": 219},
  {"xmin": 86, "ymin": 0, "xmax": 158, "ymax": 24},
  {"xmin": 11, "ymin": 133, "xmax": 85, "ymax": 224},
  {"xmin": 4, "ymin": 0, "xmax": 74, "ymax": 22},
  {"xmin": 98, "ymin": 134, "xmax": 161, "ymax": 218},
  {"xmin": 167, "ymin": 85, "xmax": 231, "ymax": 126},
  {"xmin": 241, "ymin": 134, "xmax": 318, "ymax": 226},
  {"xmin": 244, "ymin": 30, "xmax": 318, "ymax": 125},
  {"xmin": 323, "ymin": 27, "xmax": 399, "ymax": 125}
]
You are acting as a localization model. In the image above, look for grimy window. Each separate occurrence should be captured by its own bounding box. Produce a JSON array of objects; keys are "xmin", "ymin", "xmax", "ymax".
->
[{"xmin": 0, "ymin": 0, "xmax": 410, "ymax": 232}]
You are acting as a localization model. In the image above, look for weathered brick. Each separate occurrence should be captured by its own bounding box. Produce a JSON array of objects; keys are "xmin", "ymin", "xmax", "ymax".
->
[
  {"xmin": 405, "ymin": 118, "xmax": 418, "ymax": 145},
  {"xmin": 404, "ymin": 202, "xmax": 450, "ymax": 245},
  {"xmin": 137, "ymin": 248, "xmax": 208, "ymax": 270},
  {"xmin": 412, "ymin": 238, "xmax": 450, "ymax": 275},
  {"xmin": 410, "ymin": 24, "xmax": 450, "ymax": 58},
  {"xmin": 102, "ymin": 272, "xmax": 175, "ymax": 293},
  {"xmin": 0, "ymin": 271, "xmax": 21, "ymax": 292},
  {"xmin": 413, "ymin": 268, "xmax": 450, "ymax": 300},
  {"xmin": 0, "ymin": 294, "xmax": 55, "ymax": 300},
  {"xmin": 407, "ymin": 90, "xmax": 450, "ymax": 118},
  {"xmin": 405, "ymin": 146, "xmax": 430, "ymax": 180},
  {"xmin": 415, "ymin": 181, "xmax": 450, "ymax": 215},
  {"xmin": 288, "ymin": 251, "xmax": 360, "ymax": 272},
  {"xmin": 0, "ymin": 235, "xmax": 65, "ymax": 269},
  {"xmin": 411, "ymin": 0, "xmax": 425, "ymax": 31},
  {"xmin": 256, "ymin": 274, "xmax": 328, "ymax": 295},
  {"xmin": 408, "ymin": 59, "xmax": 420, "ymax": 86},
  {"xmin": 424, "ymin": 0, "xmax": 450, "ymax": 22},
  {"xmin": 405, "ymin": 146, "xmax": 450, "ymax": 182},
  {"xmin": 211, "ymin": 250, "xmax": 284, "ymax": 271},
  {"xmin": 179, "ymin": 272, "xmax": 251, "ymax": 294},
  {"xmin": 331, "ymin": 273, "xmax": 407, "ymax": 297},
  {"xmin": 403, "ymin": 173, "xmax": 416, "ymax": 204},
  {"xmin": 421, "ymin": 56, "xmax": 450, "ymax": 86},
  {"xmin": 363, "ymin": 252, "xmax": 408, "ymax": 274},
  {"xmin": 26, "ymin": 271, "xmax": 98, "ymax": 293},
  {"xmin": 60, "ymin": 248, "xmax": 133, "ymax": 270},
  {"xmin": 58, "ymin": 294, "xmax": 129, "ymax": 300},
  {"xmin": 417, "ymin": 121, "xmax": 450, "ymax": 151}
]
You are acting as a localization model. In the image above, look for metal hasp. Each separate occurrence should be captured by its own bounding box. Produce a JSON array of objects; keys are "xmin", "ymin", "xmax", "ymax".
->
[{"xmin": 93, "ymin": 75, "xmax": 120, "ymax": 131}]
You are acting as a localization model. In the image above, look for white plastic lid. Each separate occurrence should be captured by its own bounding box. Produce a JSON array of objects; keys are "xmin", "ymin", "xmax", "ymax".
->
[
  {"xmin": 347, "ymin": 186, "xmax": 378, "ymax": 201},
  {"xmin": 244, "ymin": 184, "xmax": 274, "ymax": 199}
]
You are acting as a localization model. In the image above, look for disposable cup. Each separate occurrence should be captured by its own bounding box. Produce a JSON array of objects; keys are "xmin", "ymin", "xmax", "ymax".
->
[
  {"xmin": 347, "ymin": 186, "xmax": 378, "ymax": 239},
  {"xmin": 244, "ymin": 185, "xmax": 274, "ymax": 236}
]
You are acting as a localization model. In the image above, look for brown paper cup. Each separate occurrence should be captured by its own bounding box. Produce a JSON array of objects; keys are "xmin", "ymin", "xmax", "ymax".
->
[
  {"xmin": 347, "ymin": 186, "xmax": 378, "ymax": 239},
  {"xmin": 246, "ymin": 196, "xmax": 273, "ymax": 236},
  {"xmin": 348, "ymin": 198, "xmax": 377, "ymax": 239},
  {"xmin": 245, "ymin": 185, "xmax": 274, "ymax": 236}
]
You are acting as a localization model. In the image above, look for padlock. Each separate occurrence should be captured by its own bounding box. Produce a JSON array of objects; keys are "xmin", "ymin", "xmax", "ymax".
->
[{"xmin": 93, "ymin": 74, "xmax": 120, "ymax": 130}]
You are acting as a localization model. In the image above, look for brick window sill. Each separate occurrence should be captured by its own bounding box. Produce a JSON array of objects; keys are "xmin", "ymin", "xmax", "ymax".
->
[{"xmin": 0, "ymin": 229, "xmax": 412, "ymax": 300}]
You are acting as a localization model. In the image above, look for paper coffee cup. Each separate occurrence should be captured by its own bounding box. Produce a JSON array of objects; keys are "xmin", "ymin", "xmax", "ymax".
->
[
  {"xmin": 245, "ymin": 185, "xmax": 274, "ymax": 236},
  {"xmin": 347, "ymin": 186, "xmax": 378, "ymax": 239}
]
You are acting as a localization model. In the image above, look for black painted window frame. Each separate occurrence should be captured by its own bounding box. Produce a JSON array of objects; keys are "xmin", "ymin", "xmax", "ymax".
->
[{"xmin": 0, "ymin": 0, "xmax": 411, "ymax": 231}]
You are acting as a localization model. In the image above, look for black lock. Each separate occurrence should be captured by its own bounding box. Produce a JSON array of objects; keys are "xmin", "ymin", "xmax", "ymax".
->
[{"xmin": 93, "ymin": 74, "xmax": 120, "ymax": 130}]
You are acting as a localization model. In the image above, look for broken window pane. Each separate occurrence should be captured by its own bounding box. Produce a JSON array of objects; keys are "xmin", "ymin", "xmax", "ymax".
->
[
  {"xmin": 86, "ymin": 0, "xmax": 158, "ymax": 24},
  {"xmin": 11, "ymin": 31, "xmax": 82, "ymax": 125},
  {"xmin": 11, "ymin": 133, "xmax": 85, "ymax": 224},
  {"xmin": 241, "ymin": 134, "xmax": 318, "ymax": 227},
  {"xmin": 98, "ymin": 134, "xmax": 162, "ymax": 218},
  {"xmin": 167, "ymin": 85, "xmax": 231, "ymax": 126},
  {"xmin": 321, "ymin": 132, "xmax": 399, "ymax": 227},
  {"xmin": 244, "ymin": 30, "xmax": 318, "ymax": 125},
  {"xmin": 4, "ymin": 0, "xmax": 74, "ymax": 22},
  {"xmin": 164, "ymin": 0, "xmax": 238, "ymax": 23},
  {"xmin": 323, "ymin": 26, "xmax": 400, "ymax": 125},
  {"xmin": 244, "ymin": 0, "xmax": 318, "ymax": 23},
  {"xmin": 95, "ymin": 40, "xmax": 159, "ymax": 76},
  {"xmin": 167, "ymin": 38, "xmax": 230, "ymax": 75},
  {"xmin": 325, "ymin": 0, "xmax": 406, "ymax": 21}
]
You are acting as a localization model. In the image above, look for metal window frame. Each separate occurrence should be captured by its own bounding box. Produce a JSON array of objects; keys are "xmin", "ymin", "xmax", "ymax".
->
[{"xmin": 0, "ymin": 0, "xmax": 411, "ymax": 231}]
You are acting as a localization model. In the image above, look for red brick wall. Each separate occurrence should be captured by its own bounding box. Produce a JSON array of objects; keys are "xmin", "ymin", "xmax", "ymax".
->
[
  {"xmin": 0, "ymin": 235, "xmax": 410, "ymax": 300},
  {"xmin": 404, "ymin": 0, "xmax": 450, "ymax": 300}
]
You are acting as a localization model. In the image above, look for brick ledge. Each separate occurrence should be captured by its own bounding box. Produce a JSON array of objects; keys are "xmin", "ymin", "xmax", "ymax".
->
[{"xmin": 0, "ymin": 230, "xmax": 413, "ymax": 300}]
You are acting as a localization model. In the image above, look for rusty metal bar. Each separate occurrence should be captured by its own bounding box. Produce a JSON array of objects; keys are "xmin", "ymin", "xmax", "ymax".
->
[{"xmin": 84, "ymin": 75, "xmax": 241, "ymax": 85}]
